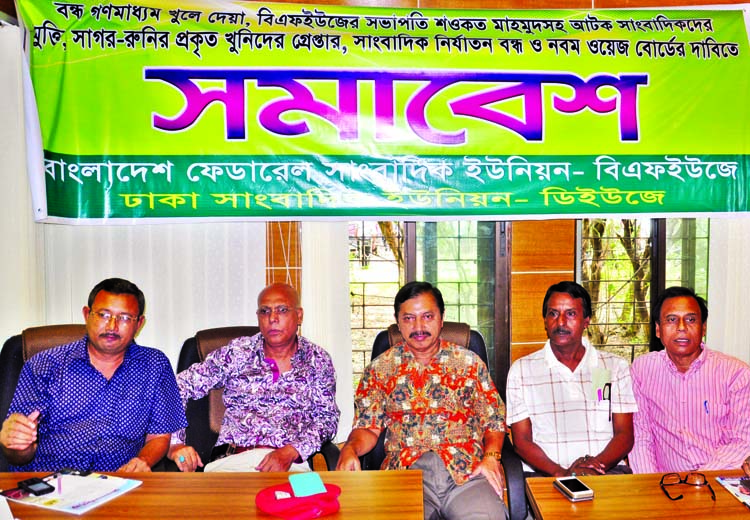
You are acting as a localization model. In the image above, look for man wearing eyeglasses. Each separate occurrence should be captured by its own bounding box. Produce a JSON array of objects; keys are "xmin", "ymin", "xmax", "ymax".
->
[
  {"xmin": 167, "ymin": 283, "xmax": 339, "ymax": 472},
  {"xmin": 506, "ymin": 281, "xmax": 637, "ymax": 477},
  {"xmin": 630, "ymin": 286, "xmax": 750, "ymax": 473},
  {"xmin": 0, "ymin": 278, "xmax": 186, "ymax": 472}
]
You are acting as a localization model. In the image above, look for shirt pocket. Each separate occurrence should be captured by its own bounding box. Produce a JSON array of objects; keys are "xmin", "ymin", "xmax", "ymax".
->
[
  {"xmin": 593, "ymin": 400, "xmax": 612, "ymax": 433},
  {"xmin": 114, "ymin": 398, "xmax": 148, "ymax": 440}
]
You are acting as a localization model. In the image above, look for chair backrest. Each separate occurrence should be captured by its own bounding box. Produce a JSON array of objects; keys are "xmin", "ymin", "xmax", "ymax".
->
[
  {"xmin": 176, "ymin": 326, "xmax": 259, "ymax": 464},
  {"xmin": 0, "ymin": 324, "xmax": 86, "ymax": 471},
  {"xmin": 368, "ymin": 321, "xmax": 528, "ymax": 520},
  {"xmin": 371, "ymin": 321, "xmax": 488, "ymax": 365},
  {"xmin": 363, "ymin": 321, "xmax": 487, "ymax": 471}
]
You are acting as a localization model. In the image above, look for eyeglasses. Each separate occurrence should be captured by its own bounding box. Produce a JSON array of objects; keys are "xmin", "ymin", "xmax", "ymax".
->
[
  {"xmin": 660, "ymin": 472, "xmax": 716, "ymax": 501},
  {"xmin": 90, "ymin": 310, "xmax": 139, "ymax": 326},
  {"xmin": 256, "ymin": 306, "xmax": 294, "ymax": 317}
]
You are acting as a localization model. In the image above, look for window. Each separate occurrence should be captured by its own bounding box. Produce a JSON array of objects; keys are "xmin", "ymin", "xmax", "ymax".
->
[
  {"xmin": 415, "ymin": 221, "xmax": 498, "ymax": 375},
  {"xmin": 349, "ymin": 221, "xmax": 500, "ymax": 389},
  {"xmin": 349, "ymin": 222, "xmax": 404, "ymax": 390},
  {"xmin": 581, "ymin": 218, "xmax": 709, "ymax": 362},
  {"xmin": 350, "ymin": 217, "xmax": 710, "ymax": 390},
  {"xmin": 666, "ymin": 218, "xmax": 709, "ymax": 298}
]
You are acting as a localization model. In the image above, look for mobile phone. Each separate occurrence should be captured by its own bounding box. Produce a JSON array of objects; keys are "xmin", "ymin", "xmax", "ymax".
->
[
  {"xmin": 18, "ymin": 477, "xmax": 55, "ymax": 496},
  {"xmin": 59, "ymin": 467, "xmax": 91, "ymax": 476},
  {"xmin": 553, "ymin": 476, "xmax": 595, "ymax": 502}
]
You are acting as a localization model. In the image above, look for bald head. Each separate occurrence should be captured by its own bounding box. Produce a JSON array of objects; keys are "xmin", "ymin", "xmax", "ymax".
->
[{"xmin": 257, "ymin": 283, "xmax": 300, "ymax": 308}]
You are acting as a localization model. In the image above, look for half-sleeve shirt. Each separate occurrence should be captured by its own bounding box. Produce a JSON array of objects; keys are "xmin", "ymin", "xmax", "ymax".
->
[
  {"xmin": 506, "ymin": 338, "xmax": 637, "ymax": 471},
  {"xmin": 7, "ymin": 336, "xmax": 187, "ymax": 472},
  {"xmin": 353, "ymin": 340, "xmax": 506, "ymax": 485}
]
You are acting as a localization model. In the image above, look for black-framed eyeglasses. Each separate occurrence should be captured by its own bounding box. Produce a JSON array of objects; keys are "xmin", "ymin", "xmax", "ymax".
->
[{"xmin": 659, "ymin": 472, "xmax": 716, "ymax": 501}]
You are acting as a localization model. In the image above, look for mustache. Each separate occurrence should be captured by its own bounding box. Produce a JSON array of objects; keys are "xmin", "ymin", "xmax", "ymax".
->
[
  {"xmin": 409, "ymin": 331, "xmax": 431, "ymax": 338},
  {"xmin": 552, "ymin": 327, "xmax": 571, "ymax": 335}
]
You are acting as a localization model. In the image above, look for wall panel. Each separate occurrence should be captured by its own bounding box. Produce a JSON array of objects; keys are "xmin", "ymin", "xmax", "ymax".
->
[{"xmin": 510, "ymin": 221, "xmax": 575, "ymax": 364}]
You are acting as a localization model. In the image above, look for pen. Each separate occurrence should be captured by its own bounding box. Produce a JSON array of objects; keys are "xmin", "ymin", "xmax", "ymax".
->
[{"xmin": 704, "ymin": 400, "xmax": 709, "ymax": 414}]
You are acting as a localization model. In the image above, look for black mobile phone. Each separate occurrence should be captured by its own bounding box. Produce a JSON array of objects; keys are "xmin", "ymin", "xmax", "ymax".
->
[
  {"xmin": 553, "ymin": 476, "xmax": 595, "ymax": 502},
  {"xmin": 58, "ymin": 467, "xmax": 91, "ymax": 476},
  {"xmin": 18, "ymin": 477, "xmax": 55, "ymax": 496}
]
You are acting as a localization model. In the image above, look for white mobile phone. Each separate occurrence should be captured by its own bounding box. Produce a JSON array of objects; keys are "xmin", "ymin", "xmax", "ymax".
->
[{"xmin": 553, "ymin": 476, "xmax": 595, "ymax": 502}]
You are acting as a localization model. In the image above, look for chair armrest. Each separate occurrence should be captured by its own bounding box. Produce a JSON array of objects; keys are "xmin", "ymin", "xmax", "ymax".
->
[
  {"xmin": 312, "ymin": 441, "xmax": 340, "ymax": 471},
  {"xmin": 360, "ymin": 429, "xmax": 387, "ymax": 471},
  {"xmin": 501, "ymin": 436, "xmax": 527, "ymax": 520},
  {"xmin": 153, "ymin": 456, "xmax": 176, "ymax": 472}
]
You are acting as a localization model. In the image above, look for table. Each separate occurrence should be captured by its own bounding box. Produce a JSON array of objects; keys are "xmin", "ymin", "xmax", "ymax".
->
[
  {"xmin": 527, "ymin": 470, "xmax": 749, "ymax": 519},
  {"xmin": 0, "ymin": 470, "xmax": 423, "ymax": 519}
]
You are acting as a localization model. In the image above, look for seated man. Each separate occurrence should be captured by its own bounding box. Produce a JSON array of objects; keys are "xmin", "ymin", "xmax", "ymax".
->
[
  {"xmin": 337, "ymin": 282, "xmax": 508, "ymax": 520},
  {"xmin": 507, "ymin": 281, "xmax": 636, "ymax": 477},
  {"xmin": 630, "ymin": 286, "xmax": 750, "ymax": 473},
  {"xmin": 0, "ymin": 278, "xmax": 186, "ymax": 472},
  {"xmin": 168, "ymin": 283, "xmax": 339, "ymax": 472},
  {"xmin": 744, "ymin": 456, "xmax": 750, "ymax": 477}
]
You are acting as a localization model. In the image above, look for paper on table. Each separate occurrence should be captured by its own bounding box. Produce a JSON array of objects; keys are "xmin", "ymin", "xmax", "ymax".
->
[
  {"xmin": 2, "ymin": 473, "xmax": 141, "ymax": 515},
  {"xmin": 715, "ymin": 476, "xmax": 750, "ymax": 506},
  {"xmin": 289, "ymin": 472, "xmax": 327, "ymax": 497},
  {"xmin": 0, "ymin": 496, "xmax": 16, "ymax": 520}
]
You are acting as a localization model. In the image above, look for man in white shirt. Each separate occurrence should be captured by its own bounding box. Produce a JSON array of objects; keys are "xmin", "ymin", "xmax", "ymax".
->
[{"xmin": 506, "ymin": 281, "xmax": 637, "ymax": 477}]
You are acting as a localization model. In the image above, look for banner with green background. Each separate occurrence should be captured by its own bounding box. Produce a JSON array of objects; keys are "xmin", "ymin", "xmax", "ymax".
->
[{"xmin": 16, "ymin": 0, "xmax": 750, "ymax": 221}]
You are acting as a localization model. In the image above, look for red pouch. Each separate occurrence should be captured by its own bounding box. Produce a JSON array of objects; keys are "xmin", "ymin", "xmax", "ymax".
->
[{"xmin": 255, "ymin": 482, "xmax": 341, "ymax": 520}]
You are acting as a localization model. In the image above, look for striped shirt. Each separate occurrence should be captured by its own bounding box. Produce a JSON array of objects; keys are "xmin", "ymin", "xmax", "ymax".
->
[
  {"xmin": 630, "ymin": 347, "xmax": 750, "ymax": 473},
  {"xmin": 506, "ymin": 338, "xmax": 637, "ymax": 471}
]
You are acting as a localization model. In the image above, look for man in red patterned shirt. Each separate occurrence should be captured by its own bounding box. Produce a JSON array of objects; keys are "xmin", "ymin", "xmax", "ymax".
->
[{"xmin": 337, "ymin": 282, "xmax": 508, "ymax": 520}]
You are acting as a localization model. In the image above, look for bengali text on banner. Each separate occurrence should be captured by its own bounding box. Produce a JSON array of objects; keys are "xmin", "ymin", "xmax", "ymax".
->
[{"xmin": 15, "ymin": 0, "xmax": 750, "ymax": 221}]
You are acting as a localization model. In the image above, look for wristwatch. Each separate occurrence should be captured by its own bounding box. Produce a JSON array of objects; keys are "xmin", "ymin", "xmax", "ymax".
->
[{"xmin": 484, "ymin": 451, "xmax": 502, "ymax": 461}]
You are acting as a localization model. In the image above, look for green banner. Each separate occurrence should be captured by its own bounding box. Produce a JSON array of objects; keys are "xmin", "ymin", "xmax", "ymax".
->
[{"xmin": 17, "ymin": 0, "xmax": 750, "ymax": 220}]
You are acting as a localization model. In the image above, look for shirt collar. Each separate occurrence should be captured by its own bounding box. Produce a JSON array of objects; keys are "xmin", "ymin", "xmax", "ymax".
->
[
  {"xmin": 396, "ymin": 338, "xmax": 450, "ymax": 360},
  {"xmin": 661, "ymin": 345, "xmax": 707, "ymax": 375},
  {"xmin": 73, "ymin": 335, "xmax": 136, "ymax": 363},
  {"xmin": 256, "ymin": 333, "xmax": 309, "ymax": 365},
  {"xmin": 543, "ymin": 336, "xmax": 597, "ymax": 374}
]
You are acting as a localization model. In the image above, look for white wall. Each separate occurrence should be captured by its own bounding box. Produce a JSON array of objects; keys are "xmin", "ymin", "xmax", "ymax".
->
[
  {"xmin": 0, "ymin": 22, "xmax": 44, "ymax": 343},
  {"xmin": 39, "ymin": 222, "xmax": 267, "ymax": 366},
  {"xmin": 706, "ymin": 216, "xmax": 750, "ymax": 364},
  {"xmin": 301, "ymin": 221, "xmax": 354, "ymax": 441}
]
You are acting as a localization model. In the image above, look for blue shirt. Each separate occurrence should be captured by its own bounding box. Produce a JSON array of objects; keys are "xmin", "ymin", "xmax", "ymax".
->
[{"xmin": 7, "ymin": 336, "xmax": 187, "ymax": 471}]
